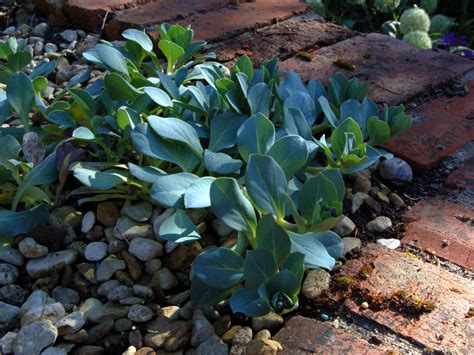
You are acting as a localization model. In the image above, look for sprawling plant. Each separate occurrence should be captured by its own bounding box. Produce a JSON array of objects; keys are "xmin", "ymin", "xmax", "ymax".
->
[{"xmin": 0, "ymin": 25, "xmax": 413, "ymax": 315}]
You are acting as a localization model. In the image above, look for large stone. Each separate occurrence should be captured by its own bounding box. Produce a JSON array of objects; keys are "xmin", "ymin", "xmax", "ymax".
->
[
  {"xmin": 96, "ymin": 257, "xmax": 126, "ymax": 282},
  {"xmin": 13, "ymin": 320, "xmax": 58, "ymax": 355},
  {"xmin": 19, "ymin": 237, "xmax": 49, "ymax": 259},
  {"xmin": 113, "ymin": 217, "xmax": 153, "ymax": 240},
  {"xmin": 191, "ymin": 309, "xmax": 215, "ymax": 347},
  {"xmin": 26, "ymin": 250, "xmax": 78, "ymax": 278},
  {"xmin": 403, "ymin": 199, "xmax": 474, "ymax": 270},
  {"xmin": 327, "ymin": 244, "xmax": 474, "ymax": 352},
  {"xmin": 0, "ymin": 301, "xmax": 20, "ymax": 324},
  {"xmin": 55, "ymin": 311, "xmax": 85, "ymax": 335},
  {"xmin": 128, "ymin": 237, "xmax": 163, "ymax": 262},
  {"xmin": 274, "ymin": 316, "xmax": 384, "ymax": 354}
]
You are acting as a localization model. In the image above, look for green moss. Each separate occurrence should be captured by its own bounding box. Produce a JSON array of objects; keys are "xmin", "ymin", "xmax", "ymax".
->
[
  {"xmin": 296, "ymin": 51, "xmax": 312, "ymax": 62},
  {"xmin": 333, "ymin": 59, "xmax": 355, "ymax": 70}
]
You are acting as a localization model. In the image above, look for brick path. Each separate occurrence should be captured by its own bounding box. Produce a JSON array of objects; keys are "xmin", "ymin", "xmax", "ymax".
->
[{"xmin": 33, "ymin": 0, "xmax": 474, "ymax": 352}]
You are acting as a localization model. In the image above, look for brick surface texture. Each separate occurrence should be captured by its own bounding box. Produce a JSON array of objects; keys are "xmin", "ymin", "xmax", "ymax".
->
[
  {"xmin": 382, "ymin": 82, "xmax": 474, "ymax": 171},
  {"xmin": 403, "ymin": 199, "xmax": 474, "ymax": 270},
  {"xmin": 279, "ymin": 33, "xmax": 474, "ymax": 105},
  {"xmin": 445, "ymin": 156, "xmax": 474, "ymax": 190},
  {"xmin": 329, "ymin": 244, "xmax": 474, "ymax": 352},
  {"xmin": 274, "ymin": 316, "xmax": 386, "ymax": 354}
]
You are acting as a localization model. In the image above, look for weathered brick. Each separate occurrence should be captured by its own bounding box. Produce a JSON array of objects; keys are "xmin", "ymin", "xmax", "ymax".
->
[
  {"xmin": 402, "ymin": 199, "xmax": 474, "ymax": 270},
  {"xmin": 175, "ymin": 0, "xmax": 312, "ymax": 43},
  {"xmin": 330, "ymin": 243, "xmax": 474, "ymax": 352},
  {"xmin": 104, "ymin": 0, "xmax": 232, "ymax": 39},
  {"xmin": 445, "ymin": 157, "xmax": 474, "ymax": 190},
  {"xmin": 280, "ymin": 33, "xmax": 474, "ymax": 105},
  {"xmin": 274, "ymin": 316, "xmax": 385, "ymax": 354},
  {"xmin": 212, "ymin": 15, "xmax": 355, "ymax": 67},
  {"xmin": 381, "ymin": 92, "xmax": 474, "ymax": 171}
]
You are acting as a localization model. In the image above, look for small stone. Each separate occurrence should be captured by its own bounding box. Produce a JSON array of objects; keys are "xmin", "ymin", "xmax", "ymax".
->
[
  {"xmin": 332, "ymin": 216, "xmax": 356, "ymax": 237},
  {"xmin": 26, "ymin": 250, "xmax": 78, "ymax": 278},
  {"xmin": 376, "ymin": 191, "xmax": 390, "ymax": 204},
  {"xmin": 144, "ymin": 259, "xmax": 162, "ymax": 275},
  {"xmin": 13, "ymin": 320, "xmax": 58, "ymax": 355},
  {"xmin": 121, "ymin": 251, "xmax": 143, "ymax": 281},
  {"xmin": 0, "ymin": 284, "xmax": 29, "ymax": 305},
  {"xmin": 251, "ymin": 313, "xmax": 283, "ymax": 332},
  {"xmin": 196, "ymin": 335, "xmax": 228, "ymax": 355},
  {"xmin": 41, "ymin": 347, "xmax": 67, "ymax": 355},
  {"xmin": 0, "ymin": 263, "xmax": 19, "ymax": 285},
  {"xmin": 51, "ymin": 286, "xmax": 80, "ymax": 311},
  {"xmin": 44, "ymin": 43, "xmax": 58, "ymax": 54},
  {"xmin": 50, "ymin": 206, "xmax": 82, "ymax": 229},
  {"xmin": 96, "ymin": 257, "xmax": 126, "ymax": 282},
  {"xmin": 163, "ymin": 242, "xmax": 202, "ymax": 271},
  {"xmin": 74, "ymin": 345, "xmax": 105, "ymax": 355},
  {"xmin": 158, "ymin": 305, "xmax": 181, "ymax": 321},
  {"xmin": 32, "ymin": 22, "xmax": 49, "ymax": 37},
  {"xmin": 78, "ymin": 298, "xmax": 103, "ymax": 323},
  {"xmin": 128, "ymin": 304, "xmax": 154, "ymax": 323},
  {"xmin": 255, "ymin": 329, "xmax": 271, "ymax": 341},
  {"xmin": 0, "ymin": 301, "xmax": 20, "ymax": 324},
  {"xmin": 351, "ymin": 192, "xmax": 370, "ymax": 214},
  {"xmin": 389, "ymin": 193, "xmax": 405, "ymax": 208},
  {"xmin": 211, "ymin": 219, "xmax": 234, "ymax": 237},
  {"xmin": 76, "ymin": 263, "xmax": 97, "ymax": 284},
  {"xmin": 55, "ymin": 311, "xmax": 85, "ymax": 335},
  {"xmin": 366, "ymin": 216, "xmax": 392, "ymax": 233},
  {"xmin": 132, "ymin": 285, "xmax": 154, "ymax": 301},
  {"xmin": 342, "ymin": 237, "xmax": 362, "ymax": 255},
  {"xmin": 222, "ymin": 325, "xmax": 241, "ymax": 343},
  {"xmin": 107, "ymin": 284, "xmax": 133, "ymax": 301},
  {"xmin": 97, "ymin": 202, "xmax": 120, "ymax": 227},
  {"xmin": 123, "ymin": 346, "xmax": 137, "ymax": 355},
  {"xmin": 152, "ymin": 268, "xmax": 178, "ymax": 290},
  {"xmin": 361, "ymin": 301, "xmax": 369, "ymax": 309},
  {"xmin": 213, "ymin": 315, "xmax": 231, "ymax": 337},
  {"xmin": 352, "ymin": 174, "xmax": 372, "ymax": 193},
  {"xmin": 21, "ymin": 301, "xmax": 65, "ymax": 327},
  {"xmin": 84, "ymin": 242, "xmax": 108, "ymax": 262},
  {"xmin": 230, "ymin": 326, "xmax": 253, "ymax": 354},
  {"xmin": 114, "ymin": 318, "xmax": 133, "ymax": 332},
  {"xmin": 60, "ymin": 29, "xmax": 77, "ymax": 42},
  {"xmin": 3, "ymin": 26, "xmax": 16, "ymax": 36},
  {"xmin": 81, "ymin": 211, "xmax": 96, "ymax": 233},
  {"xmin": 302, "ymin": 269, "xmax": 331, "ymax": 299},
  {"xmin": 123, "ymin": 202, "xmax": 153, "ymax": 222},
  {"xmin": 378, "ymin": 158, "xmax": 413, "ymax": 184},
  {"xmin": 97, "ymin": 280, "xmax": 121, "ymax": 297},
  {"xmin": 0, "ymin": 247, "xmax": 24, "ymax": 266},
  {"xmin": 87, "ymin": 320, "xmax": 114, "ymax": 344},
  {"xmin": 144, "ymin": 321, "xmax": 189, "ymax": 348},
  {"xmin": 114, "ymin": 217, "xmax": 153, "ymax": 240},
  {"xmin": 135, "ymin": 347, "xmax": 154, "ymax": 355},
  {"xmin": 128, "ymin": 238, "xmax": 163, "ymax": 262},
  {"xmin": 245, "ymin": 339, "xmax": 282, "ymax": 355},
  {"xmin": 191, "ymin": 309, "xmax": 215, "ymax": 347},
  {"xmin": 120, "ymin": 296, "xmax": 144, "ymax": 305},
  {"xmin": 63, "ymin": 329, "xmax": 89, "ymax": 343},
  {"xmin": 376, "ymin": 238, "xmax": 401, "ymax": 250},
  {"xmin": 1, "ymin": 332, "xmax": 16, "ymax": 353}
]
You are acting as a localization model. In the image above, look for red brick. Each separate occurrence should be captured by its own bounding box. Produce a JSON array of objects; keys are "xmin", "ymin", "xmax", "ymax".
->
[
  {"xmin": 213, "ymin": 15, "xmax": 355, "ymax": 66},
  {"xmin": 330, "ymin": 243, "xmax": 474, "ymax": 352},
  {"xmin": 280, "ymin": 33, "xmax": 474, "ymax": 105},
  {"xmin": 104, "ymin": 0, "xmax": 232, "ymax": 39},
  {"xmin": 381, "ymin": 95, "xmax": 474, "ymax": 172},
  {"xmin": 402, "ymin": 199, "xmax": 474, "ymax": 270},
  {"xmin": 445, "ymin": 157, "xmax": 474, "ymax": 190},
  {"xmin": 176, "ymin": 0, "xmax": 312, "ymax": 43},
  {"xmin": 274, "ymin": 316, "xmax": 386, "ymax": 354}
]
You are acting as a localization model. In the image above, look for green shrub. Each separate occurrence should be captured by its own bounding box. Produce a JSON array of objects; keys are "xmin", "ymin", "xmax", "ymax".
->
[
  {"xmin": 374, "ymin": 0, "xmax": 401, "ymax": 13},
  {"xmin": 420, "ymin": 0, "xmax": 438, "ymax": 15},
  {"xmin": 0, "ymin": 25, "xmax": 413, "ymax": 316},
  {"xmin": 403, "ymin": 30, "xmax": 433, "ymax": 49},
  {"xmin": 430, "ymin": 14, "xmax": 455, "ymax": 34}
]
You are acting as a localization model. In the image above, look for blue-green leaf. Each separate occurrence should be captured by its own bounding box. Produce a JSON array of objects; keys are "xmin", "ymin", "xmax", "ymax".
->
[
  {"xmin": 284, "ymin": 91, "xmax": 317, "ymax": 125},
  {"xmin": 230, "ymin": 288, "xmax": 271, "ymax": 317},
  {"xmin": 128, "ymin": 163, "xmax": 165, "ymax": 183},
  {"xmin": 73, "ymin": 167, "xmax": 126, "ymax": 190},
  {"xmin": 248, "ymin": 83, "xmax": 271, "ymax": 117},
  {"xmin": 267, "ymin": 135, "xmax": 308, "ymax": 178},
  {"xmin": 210, "ymin": 178, "xmax": 256, "ymax": 233},
  {"xmin": 318, "ymin": 96, "xmax": 338, "ymax": 127},
  {"xmin": 204, "ymin": 150, "xmax": 242, "ymax": 175},
  {"xmin": 0, "ymin": 205, "xmax": 49, "ymax": 239},
  {"xmin": 123, "ymin": 29, "xmax": 153, "ymax": 52},
  {"xmin": 244, "ymin": 248, "xmax": 278, "ymax": 288},
  {"xmin": 184, "ymin": 176, "xmax": 215, "ymax": 208},
  {"xmin": 148, "ymin": 116, "xmax": 203, "ymax": 156},
  {"xmin": 95, "ymin": 44, "xmax": 129, "ymax": 76},
  {"xmin": 143, "ymin": 87, "xmax": 173, "ymax": 107},
  {"xmin": 245, "ymin": 154, "xmax": 288, "ymax": 218},
  {"xmin": 283, "ymin": 107, "xmax": 312, "ymax": 140},
  {"xmin": 288, "ymin": 231, "xmax": 336, "ymax": 270},
  {"xmin": 72, "ymin": 127, "xmax": 95, "ymax": 140},
  {"xmin": 237, "ymin": 113, "xmax": 275, "ymax": 162},
  {"xmin": 159, "ymin": 209, "xmax": 200, "ymax": 243},
  {"xmin": 6, "ymin": 72, "xmax": 34, "ymax": 122},
  {"xmin": 256, "ymin": 214, "xmax": 291, "ymax": 268},
  {"xmin": 192, "ymin": 247, "xmax": 245, "ymax": 288},
  {"xmin": 191, "ymin": 275, "xmax": 234, "ymax": 309},
  {"xmin": 151, "ymin": 173, "xmax": 199, "ymax": 208},
  {"xmin": 209, "ymin": 112, "xmax": 247, "ymax": 152}
]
